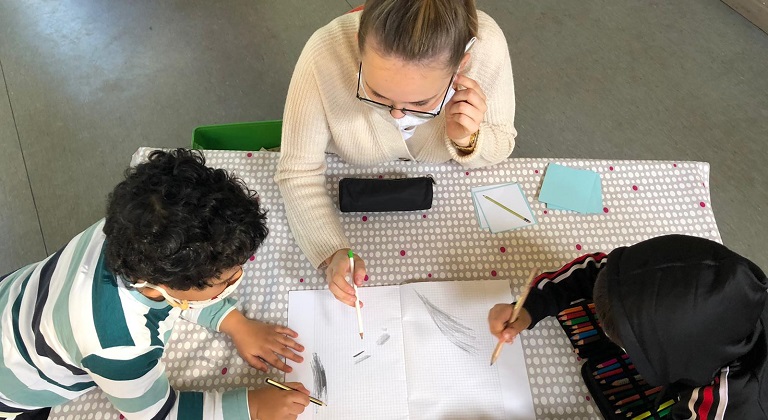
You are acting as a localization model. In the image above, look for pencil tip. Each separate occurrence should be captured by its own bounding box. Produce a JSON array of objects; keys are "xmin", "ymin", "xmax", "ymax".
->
[{"xmin": 359, "ymin": 333, "xmax": 364, "ymax": 339}]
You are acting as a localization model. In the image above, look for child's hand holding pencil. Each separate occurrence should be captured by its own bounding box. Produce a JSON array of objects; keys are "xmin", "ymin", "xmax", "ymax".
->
[
  {"xmin": 488, "ymin": 305, "xmax": 532, "ymax": 344},
  {"xmin": 488, "ymin": 268, "xmax": 538, "ymax": 365}
]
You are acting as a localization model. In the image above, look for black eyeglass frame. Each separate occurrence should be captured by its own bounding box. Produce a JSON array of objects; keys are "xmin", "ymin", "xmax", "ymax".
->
[{"xmin": 355, "ymin": 63, "xmax": 454, "ymax": 119}]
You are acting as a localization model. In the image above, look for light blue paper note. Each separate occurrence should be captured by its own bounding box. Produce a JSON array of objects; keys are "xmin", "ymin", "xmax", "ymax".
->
[{"xmin": 538, "ymin": 164, "xmax": 603, "ymax": 214}]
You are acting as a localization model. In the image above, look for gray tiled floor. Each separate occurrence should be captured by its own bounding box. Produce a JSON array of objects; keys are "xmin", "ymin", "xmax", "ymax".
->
[
  {"xmin": 0, "ymin": 0, "xmax": 766, "ymax": 274},
  {"xmin": 0, "ymin": 60, "xmax": 46, "ymax": 270}
]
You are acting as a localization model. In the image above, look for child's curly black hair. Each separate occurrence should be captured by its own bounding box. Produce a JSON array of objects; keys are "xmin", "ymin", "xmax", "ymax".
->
[{"xmin": 103, "ymin": 149, "xmax": 268, "ymax": 290}]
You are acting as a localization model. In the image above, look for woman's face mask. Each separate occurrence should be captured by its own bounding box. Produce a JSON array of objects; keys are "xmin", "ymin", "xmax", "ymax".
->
[
  {"xmin": 356, "ymin": 37, "xmax": 476, "ymax": 138},
  {"xmin": 388, "ymin": 86, "xmax": 456, "ymax": 133},
  {"xmin": 132, "ymin": 267, "xmax": 244, "ymax": 310}
]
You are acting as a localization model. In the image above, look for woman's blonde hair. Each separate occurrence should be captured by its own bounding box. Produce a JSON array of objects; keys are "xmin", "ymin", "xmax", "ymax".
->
[{"xmin": 358, "ymin": 0, "xmax": 478, "ymax": 70}]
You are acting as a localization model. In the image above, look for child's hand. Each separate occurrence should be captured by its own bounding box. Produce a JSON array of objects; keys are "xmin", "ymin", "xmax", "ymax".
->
[
  {"xmin": 248, "ymin": 384, "xmax": 310, "ymax": 420},
  {"xmin": 325, "ymin": 248, "xmax": 367, "ymax": 307},
  {"xmin": 488, "ymin": 304, "xmax": 532, "ymax": 344},
  {"xmin": 223, "ymin": 313, "xmax": 304, "ymax": 373}
]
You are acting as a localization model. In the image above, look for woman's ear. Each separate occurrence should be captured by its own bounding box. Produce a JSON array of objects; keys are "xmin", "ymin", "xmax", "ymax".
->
[{"xmin": 458, "ymin": 52, "xmax": 471, "ymax": 73}]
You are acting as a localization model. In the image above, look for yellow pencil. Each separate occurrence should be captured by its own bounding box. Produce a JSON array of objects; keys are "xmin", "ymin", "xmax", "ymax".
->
[
  {"xmin": 630, "ymin": 399, "xmax": 675, "ymax": 420},
  {"xmin": 483, "ymin": 195, "xmax": 532, "ymax": 223},
  {"xmin": 490, "ymin": 268, "xmax": 538, "ymax": 365},
  {"xmin": 266, "ymin": 378, "xmax": 326, "ymax": 406}
]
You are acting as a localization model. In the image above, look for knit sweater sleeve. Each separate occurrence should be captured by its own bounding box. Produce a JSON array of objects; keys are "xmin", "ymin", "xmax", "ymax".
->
[
  {"xmin": 442, "ymin": 12, "xmax": 517, "ymax": 168},
  {"xmin": 275, "ymin": 30, "xmax": 352, "ymax": 268}
]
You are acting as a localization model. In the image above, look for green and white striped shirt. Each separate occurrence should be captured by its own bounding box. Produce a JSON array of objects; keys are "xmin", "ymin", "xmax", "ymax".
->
[{"xmin": 0, "ymin": 220, "xmax": 250, "ymax": 419}]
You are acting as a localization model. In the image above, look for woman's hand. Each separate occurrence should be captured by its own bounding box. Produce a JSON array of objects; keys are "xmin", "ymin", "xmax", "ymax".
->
[
  {"xmin": 325, "ymin": 248, "xmax": 367, "ymax": 307},
  {"xmin": 445, "ymin": 74, "xmax": 487, "ymax": 144}
]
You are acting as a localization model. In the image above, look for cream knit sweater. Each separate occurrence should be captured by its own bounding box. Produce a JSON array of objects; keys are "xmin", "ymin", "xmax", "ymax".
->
[{"xmin": 275, "ymin": 11, "xmax": 517, "ymax": 268}]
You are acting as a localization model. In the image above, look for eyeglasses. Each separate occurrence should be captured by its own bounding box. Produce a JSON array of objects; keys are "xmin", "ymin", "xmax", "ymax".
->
[{"xmin": 356, "ymin": 63, "xmax": 453, "ymax": 119}]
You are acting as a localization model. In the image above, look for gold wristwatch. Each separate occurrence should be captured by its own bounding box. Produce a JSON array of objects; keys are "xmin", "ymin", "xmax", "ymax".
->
[{"xmin": 454, "ymin": 130, "xmax": 479, "ymax": 154}]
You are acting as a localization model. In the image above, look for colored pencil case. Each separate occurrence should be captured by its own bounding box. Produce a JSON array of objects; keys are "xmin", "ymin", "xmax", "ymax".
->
[
  {"xmin": 338, "ymin": 176, "xmax": 434, "ymax": 213},
  {"xmin": 557, "ymin": 300, "xmax": 678, "ymax": 420}
]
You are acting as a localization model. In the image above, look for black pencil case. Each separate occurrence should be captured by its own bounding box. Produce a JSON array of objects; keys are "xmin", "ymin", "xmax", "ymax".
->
[
  {"xmin": 338, "ymin": 176, "xmax": 434, "ymax": 213},
  {"xmin": 557, "ymin": 300, "xmax": 678, "ymax": 420}
]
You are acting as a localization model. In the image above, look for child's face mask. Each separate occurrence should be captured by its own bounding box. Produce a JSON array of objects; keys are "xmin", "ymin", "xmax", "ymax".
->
[{"xmin": 132, "ymin": 268, "xmax": 244, "ymax": 310}]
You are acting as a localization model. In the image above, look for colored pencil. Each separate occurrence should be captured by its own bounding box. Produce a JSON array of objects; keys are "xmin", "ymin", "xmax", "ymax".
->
[
  {"xmin": 597, "ymin": 366, "xmax": 637, "ymax": 383},
  {"xmin": 571, "ymin": 325, "xmax": 596, "ymax": 335},
  {"xmin": 573, "ymin": 330, "xmax": 598, "ymax": 340},
  {"xmin": 490, "ymin": 268, "xmax": 537, "ymax": 365},
  {"xmin": 595, "ymin": 363, "xmax": 635, "ymax": 379},
  {"xmin": 612, "ymin": 386, "xmax": 663, "ymax": 405},
  {"xmin": 594, "ymin": 367, "xmax": 623, "ymax": 380},
  {"xmin": 593, "ymin": 362, "xmax": 620, "ymax": 375},
  {"xmin": 596, "ymin": 354, "xmax": 630, "ymax": 369},
  {"xmin": 604, "ymin": 375, "xmax": 643, "ymax": 386},
  {"xmin": 603, "ymin": 383, "xmax": 634, "ymax": 395},
  {"xmin": 564, "ymin": 316, "xmax": 590, "ymax": 325},
  {"xmin": 608, "ymin": 386, "xmax": 663, "ymax": 405},
  {"xmin": 266, "ymin": 378, "xmax": 326, "ymax": 406},
  {"xmin": 607, "ymin": 383, "xmax": 654, "ymax": 401},
  {"xmin": 615, "ymin": 399, "xmax": 646, "ymax": 414},
  {"xmin": 559, "ymin": 304, "xmax": 593, "ymax": 315},
  {"xmin": 629, "ymin": 399, "xmax": 675, "ymax": 420},
  {"xmin": 558, "ymin": 311, "xmax": 587, "ymax": 320},
  {"xmin": 349, "ymin": 250, "xmax": 364, "ymax": 340},
  {"xmin": 575, "ymin": 336, "xmax": 602, "ymax": 346},
  {"xmin": 483, "ymin": 195, "xmax": 532, "ymax": 223},
  {"xmin": 568, "ymin": 321, "xmax": 595, "ymax": 330}
]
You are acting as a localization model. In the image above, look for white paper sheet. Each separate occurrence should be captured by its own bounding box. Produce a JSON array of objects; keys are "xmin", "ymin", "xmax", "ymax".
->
[
  {"xmin": 472, "ymin": 183, "xmax": 537, "ymax": 233},
  {"xmin": 286, "ymin": 280, "xmax": 536, "ymax": 420}
]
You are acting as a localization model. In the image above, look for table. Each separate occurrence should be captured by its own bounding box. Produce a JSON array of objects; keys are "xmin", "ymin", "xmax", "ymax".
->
[{"xmin": 51, "ymin": 148, "xmax": 720, "ymax": 420}]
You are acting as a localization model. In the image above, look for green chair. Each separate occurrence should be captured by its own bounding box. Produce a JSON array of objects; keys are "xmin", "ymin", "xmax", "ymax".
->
[{"xmin": 191, "ymin": 120, "xmax": 282, "ymax": 151}]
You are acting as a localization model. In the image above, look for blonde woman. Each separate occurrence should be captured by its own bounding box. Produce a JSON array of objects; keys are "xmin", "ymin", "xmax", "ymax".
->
[{"xmin": 276, "ymin": 0, "xmax": 516, "ymax": 307}]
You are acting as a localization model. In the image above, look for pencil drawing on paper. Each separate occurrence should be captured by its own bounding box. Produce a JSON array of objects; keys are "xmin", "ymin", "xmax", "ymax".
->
[
  {"xmin": 311, "ymin": 353, "xmax": 328, "ymax": 402},
  {"xmin": 415, "ymin": 291, "xmax": 477, "ymax": 354},
  {"xmin": 376, "ymin": 333, "xmax": 390, "ymax": 345},
  {"xmin": 354, "ymin": 355, "xmax": 371, "ymax": 364}
]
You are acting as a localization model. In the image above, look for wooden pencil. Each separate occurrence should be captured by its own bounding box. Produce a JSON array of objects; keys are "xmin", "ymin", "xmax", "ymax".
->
[
  {"xmin": 575, "ymin": 335, "xmax": 602, "ymax": 346},
  {"xmin": 560, "ymin": 302, "xmax": 595, "ymax": 316},
  {"xmin": 568, "ymin": 320, "xmax": 595, "ymax": 330},
  {"xmin": 613, "ymin": 386, "xmax": 663, "ymax": 405},
  {"xmin": 596, "ymin": 354, "xmax": 630, "ymax": 369},
  {"xmin": 558, "ymin": 311, "xmax": 587, "ymax": 320},
  {"xmin": 603, "ymin": 383, "xmax": 634, "ymax": 395},
  {"xmin": 571, "ymin": 325, "xmax": 596, "ymax": 334},
  {"xmin": 490, "ymin": 268, "xmax": 538, "ymax": 365},
  {"xmin": 564, "ymin": 316, "xmax": 591, "ymax": 325}
]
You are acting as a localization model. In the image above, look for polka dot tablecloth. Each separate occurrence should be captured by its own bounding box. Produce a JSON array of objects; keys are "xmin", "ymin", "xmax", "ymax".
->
[{"xmin": 51, "ymin": 149, "xmax": 720, "ymax": 420}]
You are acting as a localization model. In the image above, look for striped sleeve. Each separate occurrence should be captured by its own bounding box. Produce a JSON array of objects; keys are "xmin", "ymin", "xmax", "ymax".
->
[
  {"xmin": 672, "ymin": 367, "xmax": 729, "ymax": 420},
  {"xmin": 179, "ymin": 297, "xmax": 238, "ymax": 332},
  {"xmin": 524, "ymin": 252, "xmax": 608, "ymax": 327},
  {"xmin": 81, "ymin": 347, "xmax": 250, "ymax": 419}
]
